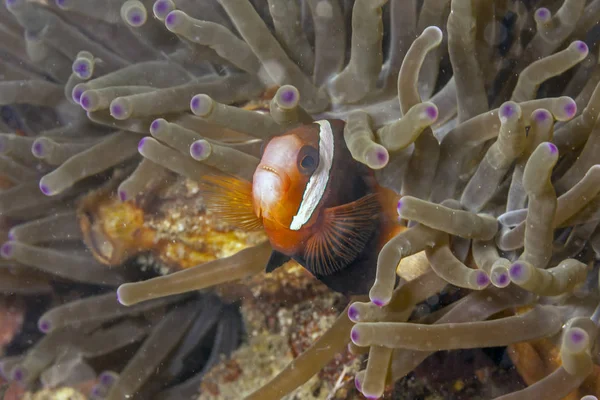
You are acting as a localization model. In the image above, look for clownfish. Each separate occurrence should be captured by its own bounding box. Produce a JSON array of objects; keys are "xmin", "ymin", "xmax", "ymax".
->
[{"xmin": 202, "ymin": 119, "xmax": 401, "ymax": 295}]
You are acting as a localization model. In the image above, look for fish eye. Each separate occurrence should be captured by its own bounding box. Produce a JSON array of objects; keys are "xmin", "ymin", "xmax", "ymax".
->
[
  {"xmin": 301, "ymin": 155, "xmax": 315, "ymax": 169},
  {"xmin": 297, "ymin": 145, "xmax": 319, "ymax": 175}
]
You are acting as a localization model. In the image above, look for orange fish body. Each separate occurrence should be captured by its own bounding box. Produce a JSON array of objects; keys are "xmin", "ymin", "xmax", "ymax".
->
[{"xmin": 203, "ymin": 119, "xmax": 401, "ymax": 295}]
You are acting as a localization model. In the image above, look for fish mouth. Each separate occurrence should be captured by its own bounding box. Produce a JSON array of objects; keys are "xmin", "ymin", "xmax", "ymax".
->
[
  {"xmin": 253, "ymin": 165, "xmax": 291, "ymax": 223},
  {"xmin": 258, "ymin": 165, "xmax": 291, "ymax": 190},
  {"xmin": 261, "ymin": 165, "xmax": 278, "ymax": 174}
]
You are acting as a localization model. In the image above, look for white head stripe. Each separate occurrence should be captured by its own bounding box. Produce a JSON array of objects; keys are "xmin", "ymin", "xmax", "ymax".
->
[{"xmin": 290, "ymin": 120, "xmax": 334, "ymax": 231}]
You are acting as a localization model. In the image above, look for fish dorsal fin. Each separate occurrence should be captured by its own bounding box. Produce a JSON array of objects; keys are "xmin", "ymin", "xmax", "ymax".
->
[
  {"xmin": 304, "ymin": 194, "xmax": 380, "ymax": 276},
  {"xmin": 265, "ymin": 250, "xmax": 292, "ymax": 273},
  {"xmin": 199, "ymin": 175, "xmax": 262, "ymax": 231}
]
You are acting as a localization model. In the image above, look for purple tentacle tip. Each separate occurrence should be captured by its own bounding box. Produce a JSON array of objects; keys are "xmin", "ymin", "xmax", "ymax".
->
[
  {"xmin": 12, "ymin": 367, "xmax": 23, "ymax": 382},
  {"xmin": 74, "ymin": 62, "xmax": 88, "ymax": 75},
  {"xmin": 500, "ymin": 103, "xmax": 515, "ymax": 118},
  {"xmin": 191, "ymin": 141, "xmax": 204, "ymax": 157},
  {"xmin": 374, "ymin": 149, "xmax": 389, "ymax": 168},
  {"xmin": 280, "ymin": 89, "xmax": 296, "ymax": 104},
  {"xmin": 130, "ymin": 13, "xmax": 142, "ymax": 24},
  {"xmin": 535, "ymin": 7, "xmax": 550, "ymax": 20},
  {"xmin": 39, "ymin": 182, "xmax": 51, "ymax": 196},
  {"xmin": 190, "ymin": 96, "xmax": 201, "ymax": 111},
  {"xmin": 150, "ymin": 119, "xmax": 161, "ymax": 133},
  {"xmin": 348, "ymin": 305, "xmax": 359, "ymax": 321},
  {"xmin": 138, "ymin": 137, "xmax": 147, "ymax": 152},
  {"xmin": 0, "ymin": 242, "xmax": 12, "ymax": 258},
  {"xmin": 118, "ymin": 190, "xmax": 128, "ymax": 202},
  {"xmin": 72, "ymin": 88, "xmax": 83, "ymax": 103},
  {"xmin": 547, "ymin": 142, "xmax": 558, "ymax": 155},
  {"xmin": 534, "ymin": 110, "xmax": 549, "ymax": 122},
  {"xmin": 165, "ymin": 11, "xmax": 177, "ymax": 27},
  {"xmin": 91, "ymin": 386, "xmax": 102, "ymax": 396},
  {"xmin": 372, "ymin": 298, "xmax": 385, "ymax": 307},
  {"xmin": 509, "ymin": 263, "xmax": 523, "ymax": 279},
  {"xmin": 100, "ymin": 372, "xmax": 115, "ymax": 385},
  {"xmin": 38, "ymin": 320, "xmax": 50, "ymax": 333},
  {"xmin": 7, "ymin": 230, "xmax": 15, "ymax": 241},
  {"xmin": 396, "ymin": 199, "xmax": 403, "ymax": 215},
  {"xmin": 476, "ymin": 271, "xmax": 490, "ymax": 287},
  {"xmin": 570, "ymin": 329, "xmax": 586, "ymax": 344},
  {"xmin": 366, "ymin": 146, "xmax": 389, "ymax": 169},
  {"xmin": 110, "ymin": 103, "xmax": 123, "ymax": 118},
  {"xmin": 576, "ymin": 41, "xmax": 588, "ymax": 54},
  {"xmin": 80, "ymin": 94, "xmax": 91, "ymax": 110},
  {"xmin": 32, "ymin": 142, "xmax": 43, "ymax": 156},
  {"xmin": 426, "ymin": 105, "xmax": 438, "ymax": 120},
  {"xmin": 355, "ymin": 376, "xmax": 362, "ymax": 391},
  {"xmin": 350, "ymin": 327, "xmax": 360, "ymax": 343},
  {"xmin": 116, "ymin": 287, "xmax": 127, "ymax": 306},
  {"xmin": 154, "ymin": 0, "xmax": 167, "ymax": 13},
  {"xmin": 497, "ymin": 273, "xmax": 509, "ymax": 286},
  {"xmin": 564, "ymin": 101, "xmax": 576, "ymax": 118}
]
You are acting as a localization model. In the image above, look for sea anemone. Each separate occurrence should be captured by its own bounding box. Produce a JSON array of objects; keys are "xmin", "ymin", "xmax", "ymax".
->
[{"xmin": 1, "ymin": 0, "xmax": 600, "ymax": 399}]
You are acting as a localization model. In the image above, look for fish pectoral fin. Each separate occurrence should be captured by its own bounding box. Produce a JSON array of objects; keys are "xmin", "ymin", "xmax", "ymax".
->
[
  {"xmin": 265, "ymin": 250, "xmax": 292, "ymax": 273},
  {"xmin": 199, "ymin": 174, "xmax": 263, "ymax": 231},
  {"xmin": 304, "ymin": 193, "xmax": 380, "ymax": 276}
]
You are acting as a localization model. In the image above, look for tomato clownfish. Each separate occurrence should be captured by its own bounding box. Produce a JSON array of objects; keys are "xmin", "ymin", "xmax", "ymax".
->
[{"xmin": 202, "ymin": 119, "xmax": 401, "ymax": 295}]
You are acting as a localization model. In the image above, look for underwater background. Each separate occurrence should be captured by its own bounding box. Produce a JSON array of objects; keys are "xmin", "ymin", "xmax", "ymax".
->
[{"xmin": 1, "ymin": 0, "xmax": 600, "ymax": 399}]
